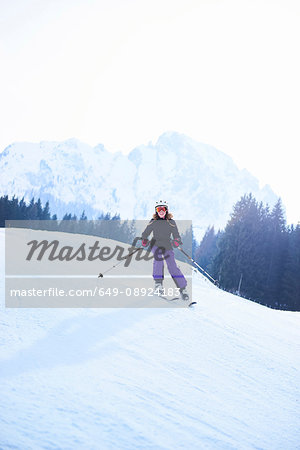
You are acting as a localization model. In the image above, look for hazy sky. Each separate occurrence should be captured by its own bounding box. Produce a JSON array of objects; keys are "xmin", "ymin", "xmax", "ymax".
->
[{"xmin": 1, "ymin": 0, "xmax": 299, "ymax": 224}]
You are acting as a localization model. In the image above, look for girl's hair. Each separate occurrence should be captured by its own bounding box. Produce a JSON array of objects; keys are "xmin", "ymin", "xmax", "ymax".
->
[
  {"xmin": 152, "ymin": 211, "xmax": 176, "ymax": 227},
  {"xmin": 152, "ymin": 212, "xmax": 173, "ymax": 220}
]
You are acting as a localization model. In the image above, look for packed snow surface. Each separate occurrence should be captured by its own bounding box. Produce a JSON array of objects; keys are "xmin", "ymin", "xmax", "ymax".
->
[{"xmin": 0, "ymin": 229, "xmax": 299, "ymax": 449}]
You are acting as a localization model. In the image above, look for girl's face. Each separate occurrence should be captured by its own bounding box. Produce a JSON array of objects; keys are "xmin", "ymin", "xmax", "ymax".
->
[{"xmin": 157, "ymin": 208, "xmax": 167, "ymax": 218}]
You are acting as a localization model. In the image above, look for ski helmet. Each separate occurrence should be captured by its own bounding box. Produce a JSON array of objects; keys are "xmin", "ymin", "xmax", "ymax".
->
[{"xmin": 155, "ymin": 200, "xmax": 168, "ymax": 213}]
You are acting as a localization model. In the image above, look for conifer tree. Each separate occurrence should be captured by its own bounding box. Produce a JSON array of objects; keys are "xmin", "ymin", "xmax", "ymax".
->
[
  {"xmin": 264, "ymin": 199, "xmax": 287, "ymax": 306},
  {"xmin": 195, "ymin": 226, "xmax": 220, "ymax": 272},
  {"xmin": 282, "ymin": 225, "xmax": 300, "ymax": 310}
]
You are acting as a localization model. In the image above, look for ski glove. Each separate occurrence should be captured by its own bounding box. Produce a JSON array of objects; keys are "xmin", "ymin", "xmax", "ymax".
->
[
  {"xmin": 172, "ymin": 238, "xmax": 182, "ymax": 248},
  {"xmin": 142, "ymin": 239, "xmax": 149, "ymax": 247}
]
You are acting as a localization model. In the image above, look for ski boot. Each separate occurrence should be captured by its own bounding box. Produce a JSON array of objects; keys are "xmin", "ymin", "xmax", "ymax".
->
[
  {"xmin": 154, "ymin": 280, "xmax": 164, "ymax": 297},
  {"xmin": 179, "ymin": 287, "xmax": 189, "ymax": 301}
]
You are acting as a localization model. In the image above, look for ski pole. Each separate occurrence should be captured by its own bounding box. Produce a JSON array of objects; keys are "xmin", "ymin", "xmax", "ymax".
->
[
  {"xmin": 98, "ymin": 238, "xmax": 145, "ymax": 278},
  {"xmin": 177, "ymin": 246, "xmax": 219, "ymax": 285}
]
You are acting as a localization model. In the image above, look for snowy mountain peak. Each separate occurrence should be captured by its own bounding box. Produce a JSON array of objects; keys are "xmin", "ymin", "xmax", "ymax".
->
[{"xmin": 0, "ymin": 133, "xmax": 279, "ymax": 239}]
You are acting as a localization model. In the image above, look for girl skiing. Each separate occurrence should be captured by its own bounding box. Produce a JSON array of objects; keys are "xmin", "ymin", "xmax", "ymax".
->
[{"xmin": 141, "ymin": 201, "xmax": 189, "ymax": 301}]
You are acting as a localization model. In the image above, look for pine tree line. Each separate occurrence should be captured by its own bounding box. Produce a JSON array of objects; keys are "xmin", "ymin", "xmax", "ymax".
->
[
  {"xmin": 2, "ymin": 194, "xmax": 299, "ymax": 310},
  {"xmin": 194, "ymin": 194, "xmax": 300, "ymax": 311},
  {"xmin": 0, "ymin": 195, "xmax": 53, "ymax": 225},
  {"xmin": 0, "ymin": 195, "xmax": 135, "ymax": 245}
]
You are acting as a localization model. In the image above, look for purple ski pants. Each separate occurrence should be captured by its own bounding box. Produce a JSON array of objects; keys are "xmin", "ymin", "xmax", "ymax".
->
[{"xmin": 151, "ymin": 245, "xmax": 187, "ymax": 289}]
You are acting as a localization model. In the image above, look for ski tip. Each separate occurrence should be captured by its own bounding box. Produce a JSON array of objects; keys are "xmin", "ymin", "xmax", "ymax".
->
[{"xmin": 188, "ymin": 301, "xmax": 197, "ymax": 307}]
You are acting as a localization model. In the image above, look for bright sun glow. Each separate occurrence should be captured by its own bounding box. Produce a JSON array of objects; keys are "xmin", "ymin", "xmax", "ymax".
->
[{"xmin": 1, "ymin": 0, "xmax": 299, "ymax": 224}]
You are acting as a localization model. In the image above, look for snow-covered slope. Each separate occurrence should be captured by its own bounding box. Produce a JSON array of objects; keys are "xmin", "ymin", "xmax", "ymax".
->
[
  {"xmin": 0, "ymin": 132, "xmax": 278, "ymax": 239},
  {"xmin": 0, "ymin": 229, "xmax": 299, "ymax": 449}
]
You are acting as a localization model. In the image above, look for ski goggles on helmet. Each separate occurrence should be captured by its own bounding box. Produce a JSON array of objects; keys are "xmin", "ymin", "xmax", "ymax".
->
[{"xmin": 156, "ymin": 206, "xmax": 167, "ymax": 213}]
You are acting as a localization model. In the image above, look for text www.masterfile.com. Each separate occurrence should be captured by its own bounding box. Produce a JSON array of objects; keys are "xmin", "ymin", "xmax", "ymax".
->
[{"xmin": 9, "ymin": 287, "xmax": 181, "ymax": 297}]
